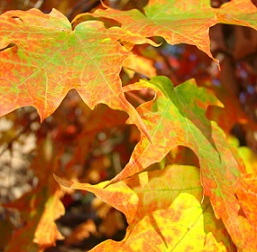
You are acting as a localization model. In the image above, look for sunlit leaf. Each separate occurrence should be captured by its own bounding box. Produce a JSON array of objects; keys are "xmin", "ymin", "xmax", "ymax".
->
[
  {"xmin": 238, "ymin": 147, "xmax": 257, "ymax": 174},
  {"xmin": 88, "ymin": 0, "xmax": 257, "ymax": 67},
  {"xmin": 215, "ymin": 0, "xmax": 257, "ymax": 29},
  {"xmin": 33, "ymin": 188, "xmax": 64, "ymax": 249},
  {"xmin": 104, "ymin": 76, "xmax": 246, "ymax": 247},
  {"xmin": 235, "ymin": 173, "xmax": 257, "ymax": 251},
  {"xmin": 55, "ymin": 165, "xmax": 233, "ymax": 251},
  {"xmin": 0, "ymin": 8, "xmax": 153, "ymax": 137}
]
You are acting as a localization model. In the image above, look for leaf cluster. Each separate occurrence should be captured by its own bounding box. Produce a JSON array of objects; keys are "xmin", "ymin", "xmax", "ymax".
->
[{"xmin": 0, "ymin": 0, "xmax": 257, "ymax": 251}]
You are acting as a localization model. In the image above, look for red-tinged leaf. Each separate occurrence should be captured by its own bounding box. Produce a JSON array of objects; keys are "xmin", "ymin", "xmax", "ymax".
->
[
  {"xmin": 55, "ymin": 165, "xmax": 234, "ymax": 251},
  {"xmin": 229, "ymin": 136, "xmax": 257, "ymax": 174},
  {"xmin": 236, "ymin": 173, "xmax": 257, "ymax": 225},
  {"xmin": 90, "ymin": 0, "xmax": 217, "ymax": 60},
  {"xmin": 215, "ymin": 0, "xmax": 257, "ymax": 29},
  {"xmin": 4, "ymin": 187, "xmax": 46, "ymax": 252},
  {"xmin": 114, "ymin": 76, "xmax": 223, "ymax": 180},
  {"xmin": 237, "ymin": 216, "xmax": 257, "ymax": 252},
  {"xmin": 206, "ymin": 85, "xmax": 257, "ymax": 134},
  {"xmin": 101, "ymin": 76, "xmax": 247, "ymax": 247},
  {"xmin": 90, "ymin": 0, "xmax": 257, "ymax": 63},
  {"xmin": 0, "ymin": 9, "xmax": 153, "ymax": 138},
  {"xmin": 65, "ymin": 219, "xmax": 97, "ymax": 246},
  {"xmin": 33, "ymin": 188, "xmax": 65, "ymax": 249},
  {"xmin": 235, "ymin": 173, "xmax": 257, "ymax": 250},
  {"xmin": 4, "ymin": 180, "xmax": 64, "ymax": 251},
  {"xmin": 123, "ymin": 54, "xmax": 157, "ymax": 78},
  {"xmin": 239, "ymin": 147, "xmax": 257, "ymax": 174}
]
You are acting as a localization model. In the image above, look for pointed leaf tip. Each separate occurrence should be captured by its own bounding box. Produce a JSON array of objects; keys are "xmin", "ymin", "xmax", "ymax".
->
[{"xmin": 53, "ymin": 174, "xmax": 73, "ymax": 188}]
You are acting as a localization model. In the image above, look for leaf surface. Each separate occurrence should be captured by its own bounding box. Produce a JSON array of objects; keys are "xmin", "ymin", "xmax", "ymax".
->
[
  {"xmin": 235, "ymin": 173, "xmax": 257, "ymax": 251},
  {"xmin": 105, "ymin": 76, "xmax": 246, "ymax": 247},
  {"xmin": 55, "ymin": 165, "xmax": 232, "ymax": 251},
  {"xmin": 215, "ymin": 0, "xmax": 257, "ymax": 29},
  {"xmin": 90, "ymin": 0, "xmax": 257, "ymax": 61},
  {"xmin": 33, "ymin": 188, "xmax": 64, "ymax": 249},
  {"xmin": 0, "ymin": 8, "xmax": 152, "ymax": 137}
]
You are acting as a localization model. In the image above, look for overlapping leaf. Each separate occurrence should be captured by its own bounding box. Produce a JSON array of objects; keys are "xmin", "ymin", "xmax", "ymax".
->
[
  {"xmin": 3, "ymin": 138, "xmax": 65, "ymax": 251},
  {"xmin": 215, "ymin": 0, "xmax": 257, "ymax": 29},
  {"xmin": 1, "ymin": 1, "xmax": 257, "ymax": 251},
  {"xmin": 206, "ymin": 85, "xmax": 257, "ymax": 134},
  {"xmin": 0, "ymin": 8, "xmax": 153, "ymax": 137},
  {"xmin": 4, "ymin": 184, "xmax": 64, "ymax": 252},
  {"xmin": 235, "ymin": 173, "xmax": 257, "ymax": 251},
  {"xmin": 90, "ymin": 0, "xmax": 257, "ymax": 61},
  {"xmin": 55, "ymin": 165, "xmax": 233, "ymax": 251},
  {"xmin": 33, "ymin": 187, "xmax": 64, "ymax": 250},
  {"xmin": 102, "ymin": 76, "xmax": 247, "ymax": 248}
]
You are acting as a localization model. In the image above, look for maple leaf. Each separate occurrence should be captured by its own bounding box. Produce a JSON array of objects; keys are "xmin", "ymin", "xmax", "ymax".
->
[
  {"xmin": 33, "ymin": 187, "xmax": 65, "ymax": 250},
  {"xmin": 3, "ymin": 137, "xmax": 65, "ymax": 252},
  {"xmin": 235, "ymin": 173, "xmax": 257, "ymax": 251},
  {"xmin": 90, "ymin": 0, "xmax": 257, "ymax": 63},
  {"xmin": 0, "ymin": 8, "xmax": 154, "ymax": 138},
  {"xmin": 98, "ymin": 76, "xmax": 247, "ymax": 248},
  {"xmin": 215, "ymin": 0, "xmax": 257, "ymax": 29},
  {"xmin": 65, "ymin": 219, "xmax": 97, "ymax": 246},
  {"xmin": 3, "ymin": 184, "xmax": 64, "ymax": 252},
  {"xmin": 90, "ymin": 0, "xmax": 217, "ymax": 60},
  {"xmin": 55, "ymin": 165, "xmax": 233, "ymax": 251},
  {"xmin": 238, "ymin": 146, "xmax": 257, "ymax": 174},
  {"xmin": 206, "ymin": 85, "xmax": 257, "ymax": 134}
]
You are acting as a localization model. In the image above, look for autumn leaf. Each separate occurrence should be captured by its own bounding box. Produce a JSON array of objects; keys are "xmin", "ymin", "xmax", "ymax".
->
[
  {"xmin": 33, "ymin": 187, "xmax": 65, "ymax": 250},
  {"xmin": 90, "ymin": 0, "xmax": 217, "ymax": 60},
  {"xmin": 238, "ymin": 147, "xmax": 257, "ymax": 174},
  {"xmin": 123, "ymin": 54, "xmax": 156, "ymax": 78},
  {"xmin": 55, "ymin": 165, "xmax": 233, "ymax": 251},
  {"xmin": 0, "ymin": 8, "xmax": 154, "ymax": 138},
  {"xmin": 90, "ymin": 0, "xmax": 257, "ymax": 63},
  {"xmin": 215, "ymin": 0, "xmax": 257, "ymax": 29},
  {"xmin": 65, "ymin": 219, "xmax": 97, "ymax": 246},
  {"xmin": 99, "ymin": 76, "xmax": 248, "ymax": 248},
  {"xmin": 3, "ymin": 136, "xmax": 65, "ymax": 251},
  {"xmin": 235, "ymin": 173, "xmax": 257, "ymax": 251},
  {"xmin": 4, "ymin": 184, "xmax": 64, "ymax": 252},
  {"xmin": 206, "ymin": 85, "xmax": 255, "ymax": 134}
]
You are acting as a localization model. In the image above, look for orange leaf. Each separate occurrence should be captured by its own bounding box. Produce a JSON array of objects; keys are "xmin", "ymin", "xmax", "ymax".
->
[
  {"xmin": 65, "ymin": 219, "xmax": 97, "ymax": 246},
  {"xmin": 103, "ymin": 76, "xmax": 246, "ymax": 248},
  {"xmin": 236, "ymin": 173, "xmax": 257, "ymax": 250},
  {"xmin": 91, "ymin": 0, "xmax": 257, "ymax": 63},
  {"xmin": 33, "ymin": 188, "xmax": 65, "ymax": 249},
  {"xmin": 4, "ymin": 177, "xmax": 64, "ymax": 251},
  {"xmin": 55, "ymin": 165, "xmax": 233, "ymax": 251},
  {"xmin": 0, "ymin": 8, "xmax": 153, "ymax": 138}
]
